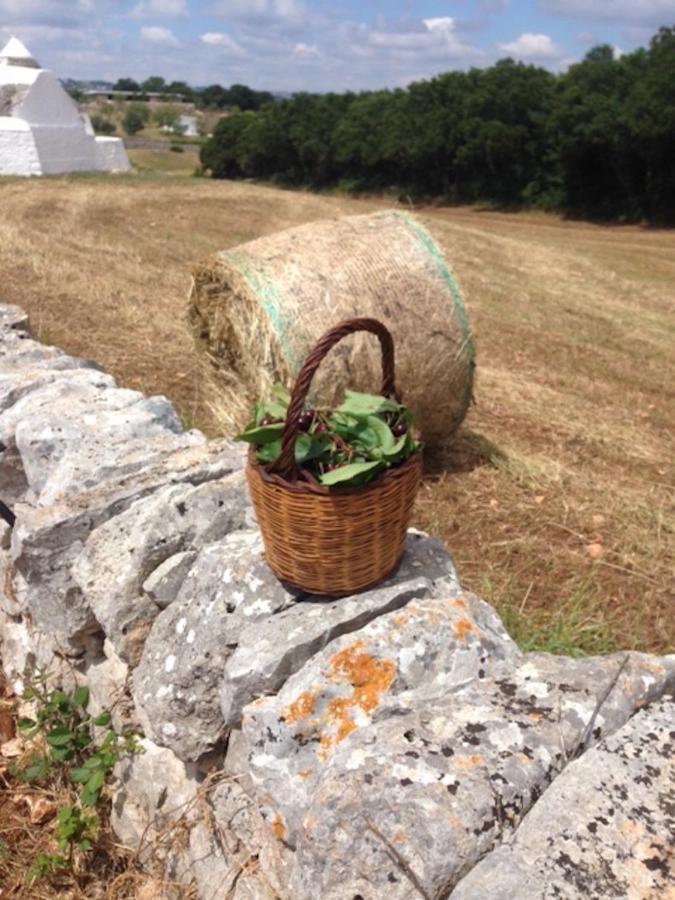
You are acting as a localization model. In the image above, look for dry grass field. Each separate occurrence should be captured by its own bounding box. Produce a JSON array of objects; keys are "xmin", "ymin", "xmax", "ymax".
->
[{"xmin": 0, "ymin": 167, "xmax": 673, "ymax": 660}]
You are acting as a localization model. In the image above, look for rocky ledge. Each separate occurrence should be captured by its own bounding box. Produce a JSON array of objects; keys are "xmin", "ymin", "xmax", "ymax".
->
[{"xmin": 1, "ymin": 304, "xmax": 673, "ymax": 899}]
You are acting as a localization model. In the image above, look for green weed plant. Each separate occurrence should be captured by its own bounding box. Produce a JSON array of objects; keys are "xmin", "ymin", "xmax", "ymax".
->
[{"xmin": 14, "ymin": 673, "xmax": 141, "ymax": 882}]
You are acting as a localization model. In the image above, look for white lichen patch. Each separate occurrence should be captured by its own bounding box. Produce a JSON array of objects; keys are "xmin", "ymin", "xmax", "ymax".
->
[
  {"xmin": 488, "ymin": 722, "xmax": 524, "ymax": 752},
  {"xmin": 344, "ymin": 748, "xmax": 368, "ymax": 770},
  {"xmin": 390, "ymin": 762, "xmax": 438, "ymax": 785},
  {"xmin": 242, "ymin": 598, "xmax": 273, "ymax": 617},
  {"xmin": 165, "ymin": 654, "xmax": 176, "ymax": 673},
  {"xmin": 524, "ymin": 681, "xmax": 551, "ymax": 699},
  {"xmin": 244, "ymin": 571, "xmax": 264, "ymax": 593},
  {"xmin": 175, "ymin": 616, "xmax": 187, "ymax": 635}
]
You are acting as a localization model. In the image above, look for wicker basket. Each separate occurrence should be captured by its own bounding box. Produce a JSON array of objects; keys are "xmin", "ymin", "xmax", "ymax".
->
[{"xmin": 246, "ymin": 317, "xmax": 422, "ymax": 596}]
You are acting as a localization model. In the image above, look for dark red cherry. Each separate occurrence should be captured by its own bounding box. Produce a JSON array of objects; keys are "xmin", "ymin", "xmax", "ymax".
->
[{"xmin": 298, "ymin": 411, "xmax": 314, "ymax": 432}]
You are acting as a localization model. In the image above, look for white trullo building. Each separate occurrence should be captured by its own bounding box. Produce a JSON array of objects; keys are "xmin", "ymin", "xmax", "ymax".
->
[{"xmin": 0, "ymin": 36, "xmax": 130, "ymax": 176}]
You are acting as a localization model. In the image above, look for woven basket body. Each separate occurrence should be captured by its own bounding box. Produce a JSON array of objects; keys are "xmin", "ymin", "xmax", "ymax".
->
[
  {"xmin": 245, "ymin": 317, "xmax": 423, "ymax": 596},
  {"xmin": 247, "ymin": 451, "xmax": 422, "ymax": 595}
]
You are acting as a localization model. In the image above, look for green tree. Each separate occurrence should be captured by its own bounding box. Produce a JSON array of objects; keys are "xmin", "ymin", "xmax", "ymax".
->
[
  {"xmin": 549, "ymin": 45, "xmax": 635, "ymax": 217},
  {"xmin": 113, "ymin": 77, "xmax": 140, "ymax": 92},
  {"xmin": 153, "ymin": 103, "xmax": 181, "ymax": 129},
  {"xmin": 141, "ymin": 75, "xmax": 166, "ymax": 94},
  {"xmin": 166, "ymin": 80, "xmax": 194, "ymax": 102},
  {"xmin": 89, "ymin": 114, "xmax": 116, "ymax": 135},
  {"xmin": 122, "ymin": 102, "xmax": 150, "ymax": 135},
  {"xmin": 623, "ymin": 27, "xmax": 675, "ymax": 221}
]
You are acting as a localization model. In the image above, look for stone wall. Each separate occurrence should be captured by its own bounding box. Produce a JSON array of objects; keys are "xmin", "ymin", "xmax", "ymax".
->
[{"xmin": 1, "ymin": 303, "xmax": 673, "ymax": 899}]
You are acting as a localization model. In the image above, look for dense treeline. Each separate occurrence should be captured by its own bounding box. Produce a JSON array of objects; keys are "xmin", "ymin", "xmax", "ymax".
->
[
  {"xmin": 112, "ymin": 76, "xmax": 273, "ymax": 111},
  {"xmin": 201, "ymin": 28, "xmax": 675, "ymax": 223}
]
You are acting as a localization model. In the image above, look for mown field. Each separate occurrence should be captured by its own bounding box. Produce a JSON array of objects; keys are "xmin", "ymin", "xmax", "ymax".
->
[{"xmin": 0, "ymin": 163, "xmax": 673, "ymax": 658}]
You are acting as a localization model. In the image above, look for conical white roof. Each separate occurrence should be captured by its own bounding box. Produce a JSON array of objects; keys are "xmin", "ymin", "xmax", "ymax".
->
[{"xmin": 0, "ymin": 36, "xmax": 40, "ymax": 68}]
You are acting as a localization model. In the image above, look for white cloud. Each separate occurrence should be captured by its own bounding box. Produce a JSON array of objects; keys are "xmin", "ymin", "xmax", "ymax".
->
[
  {"xmin": 498, "ymin": 32, "xmax": 562, "ymax": 59},
  {"xmin": 140, "ymin": 25, "xmax": 179, "ymax": 46},
  {"xmin": 200, "ymin": 32, "xmax": 247, "ymax": 56},
  {"xmin": 131, "ymin": 0, "xmax": 187, "ymax": 19},
  {"xmin": 201, "ymin": 32, "xmax": 225, "ymax": 45},
  {"xmin": 423, "ymin": 17, "xmax": 455, "ymax": 33},
  {"xmin": 367, "ymin": 17, "xmax": 483, "ymax": 62},
  {"xmin": 293, "ymin": 42, "xmax": 321, "ymax": 57}
]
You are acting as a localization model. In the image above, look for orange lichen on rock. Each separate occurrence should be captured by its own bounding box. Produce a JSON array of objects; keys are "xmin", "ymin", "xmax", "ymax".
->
[
  {"xmin": 313, "ymin": 641, "xmax": 397, "ymax": 758},
  {"xmin": 281, "ymin": 691, "xmax": 315, "ymax": 725},
  {"xmin": 455, "ymin": 754, "xmax": 483, "ymax": 769},
  {"xmin": 326, "ymin": 697, "xmax": 358, "ymax": 745},
  {"xmin": 297, "ymin": 768, "xmax": 312, "ymax": 779},
  {"xmin": 393, "ymin": 830, "xmax": 406, "ymax": 843},
  {"xmin": 270, "ymin": 814, "xmax": 286, "ymax": 841},
  {"xmin": 453, "ymin": 617, "xmax": 476, "ymax": 641},
  {"xmin": 451, "ymin": 596, "xmax": 467, "ymax": 610}
]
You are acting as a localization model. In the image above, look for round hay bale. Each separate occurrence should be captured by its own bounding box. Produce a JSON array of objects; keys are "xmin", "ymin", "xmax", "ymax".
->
[{"xmin": 188, "ymin": 210, "xmax": 474, "ymax": 446}]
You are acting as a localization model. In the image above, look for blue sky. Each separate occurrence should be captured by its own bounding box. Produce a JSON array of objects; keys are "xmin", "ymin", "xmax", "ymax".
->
[{"xmin": 1, "ymin": 1, "xmax": 673, "ymax": 91}]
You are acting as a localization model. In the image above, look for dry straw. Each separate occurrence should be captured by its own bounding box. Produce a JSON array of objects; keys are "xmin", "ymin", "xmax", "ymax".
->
[{"xmin": 188, "ymin": 210, "xmax": 474, "ymax": 447}]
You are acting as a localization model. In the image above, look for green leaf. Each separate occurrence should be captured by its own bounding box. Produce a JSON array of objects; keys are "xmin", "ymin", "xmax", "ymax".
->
[
  {"xmin": 46, "ymin": 727, "xmax": 74, "ymax": 748},
  {"xmin": 295, "ymin": 432, "xmax": 331, "ymax": 463},
  {"xmin": 17, "ymin": 717, "xmax": 36, "ymax": 730},
  {"xmin": 381, "ymin": 431, "xmax": 408, "ymax": 460},
  {"xmin": 70, "ymin": 767, "xmax": 91, "ymax": 784},
  {"xmin": 92, "ymin": 712, "xmax": 111, "ymax": 727},
  {"xmin": 319, "ymin": 460, "xmax": 384, "ymax": 486},
  {"xmin": 57, "ymin": 807, "xmax": 73, "ymax": 825},
  {"xmin": 50, "ymin": 746, "xmax": 74, "ymax": 762},
  {"xmin": 20, "ymin": 756, "xmax": 49, "ymax": 781},
  {"xmin": 255, "ymin": 438, "xmax": 282, "ymax": 464},
  {"xmin": 259, "ymin": 399, "xmax": 287, "ymax": 421},
  {"xmin": 365, "ymin": 415, "xmax": 395, "ymax": 451},
  {"xmin": 336, "ymin": 390, "xmax": 400, "ymax": 419},
  {"xmin": 235, "ymin": 421, "xmax": 284, "ymax": 445},
  {"xmin": 72, "ymin": 686, "xmax": 89, "ymax": 708},
  {"xmin": 270, "ymin": 383, "xmax": 291, "ymax": 407}
]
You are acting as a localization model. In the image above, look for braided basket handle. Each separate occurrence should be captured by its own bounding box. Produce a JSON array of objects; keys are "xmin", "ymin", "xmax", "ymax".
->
[{"xmin": 271, "ymin": 317, "xmax": 399, "ymax": 481}]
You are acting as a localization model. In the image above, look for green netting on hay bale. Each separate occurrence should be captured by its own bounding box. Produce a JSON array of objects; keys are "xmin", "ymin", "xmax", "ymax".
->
[{"xmin": 188, "ymin": 210, "xmax": 474, "ymax": 446}]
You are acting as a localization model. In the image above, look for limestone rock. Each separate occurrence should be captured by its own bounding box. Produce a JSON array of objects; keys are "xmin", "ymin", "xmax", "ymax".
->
[
  {"xmin": 83, "ymin": 639, "xmax": 133, "ymax": 733},
  {"xmin": 111, "ymin": 737, "xmax": 198, "ymax": 862},
  {"xmin": 189, "ymin": 778, "xmax": 291, "ymax": 900},
  {"xmin": 451, "ymin": 695, "xmax": 675, "ymax": 899},
  {"xmin": 0, "ymin": 609, "xmax": 71, "ymax": 692},
  {"xmin": 221, "ymin": 533, "xmax": 460, "ymax": 726},
  {"xmin": 0, "ymin": 304, "xmax": 30, "ymax": 333},
  {"xmin": 0, "ymin": 357, "xmax": 108, "ymax": 416},
  {"xmin": 244, "ymin": 602, "xmax": 673, "ymax": 900},
  {"xmin": 142, "ymin": 550, "xmax": 198, "ymax": 610},
  {"xmin": 10, "ymin": 439, "xmax": 244, "ymax": 654},
  {"xmin": 0, "ymin": 367, "xmax": 116, "ymax": 505},
  {"xmin": 243, "ymin": 591, "xmax": 521, "ymax": 847},
  {"xmin": 132, "ymin": 531, "xmax": 297, "ymax": 760},
  {"xmin": 73, "ymin": 472, "xmax": 249, "ymax": 664},
  {"xmin": 3, "ymin": 376, "xmax": 199, "ymax": 506}
]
